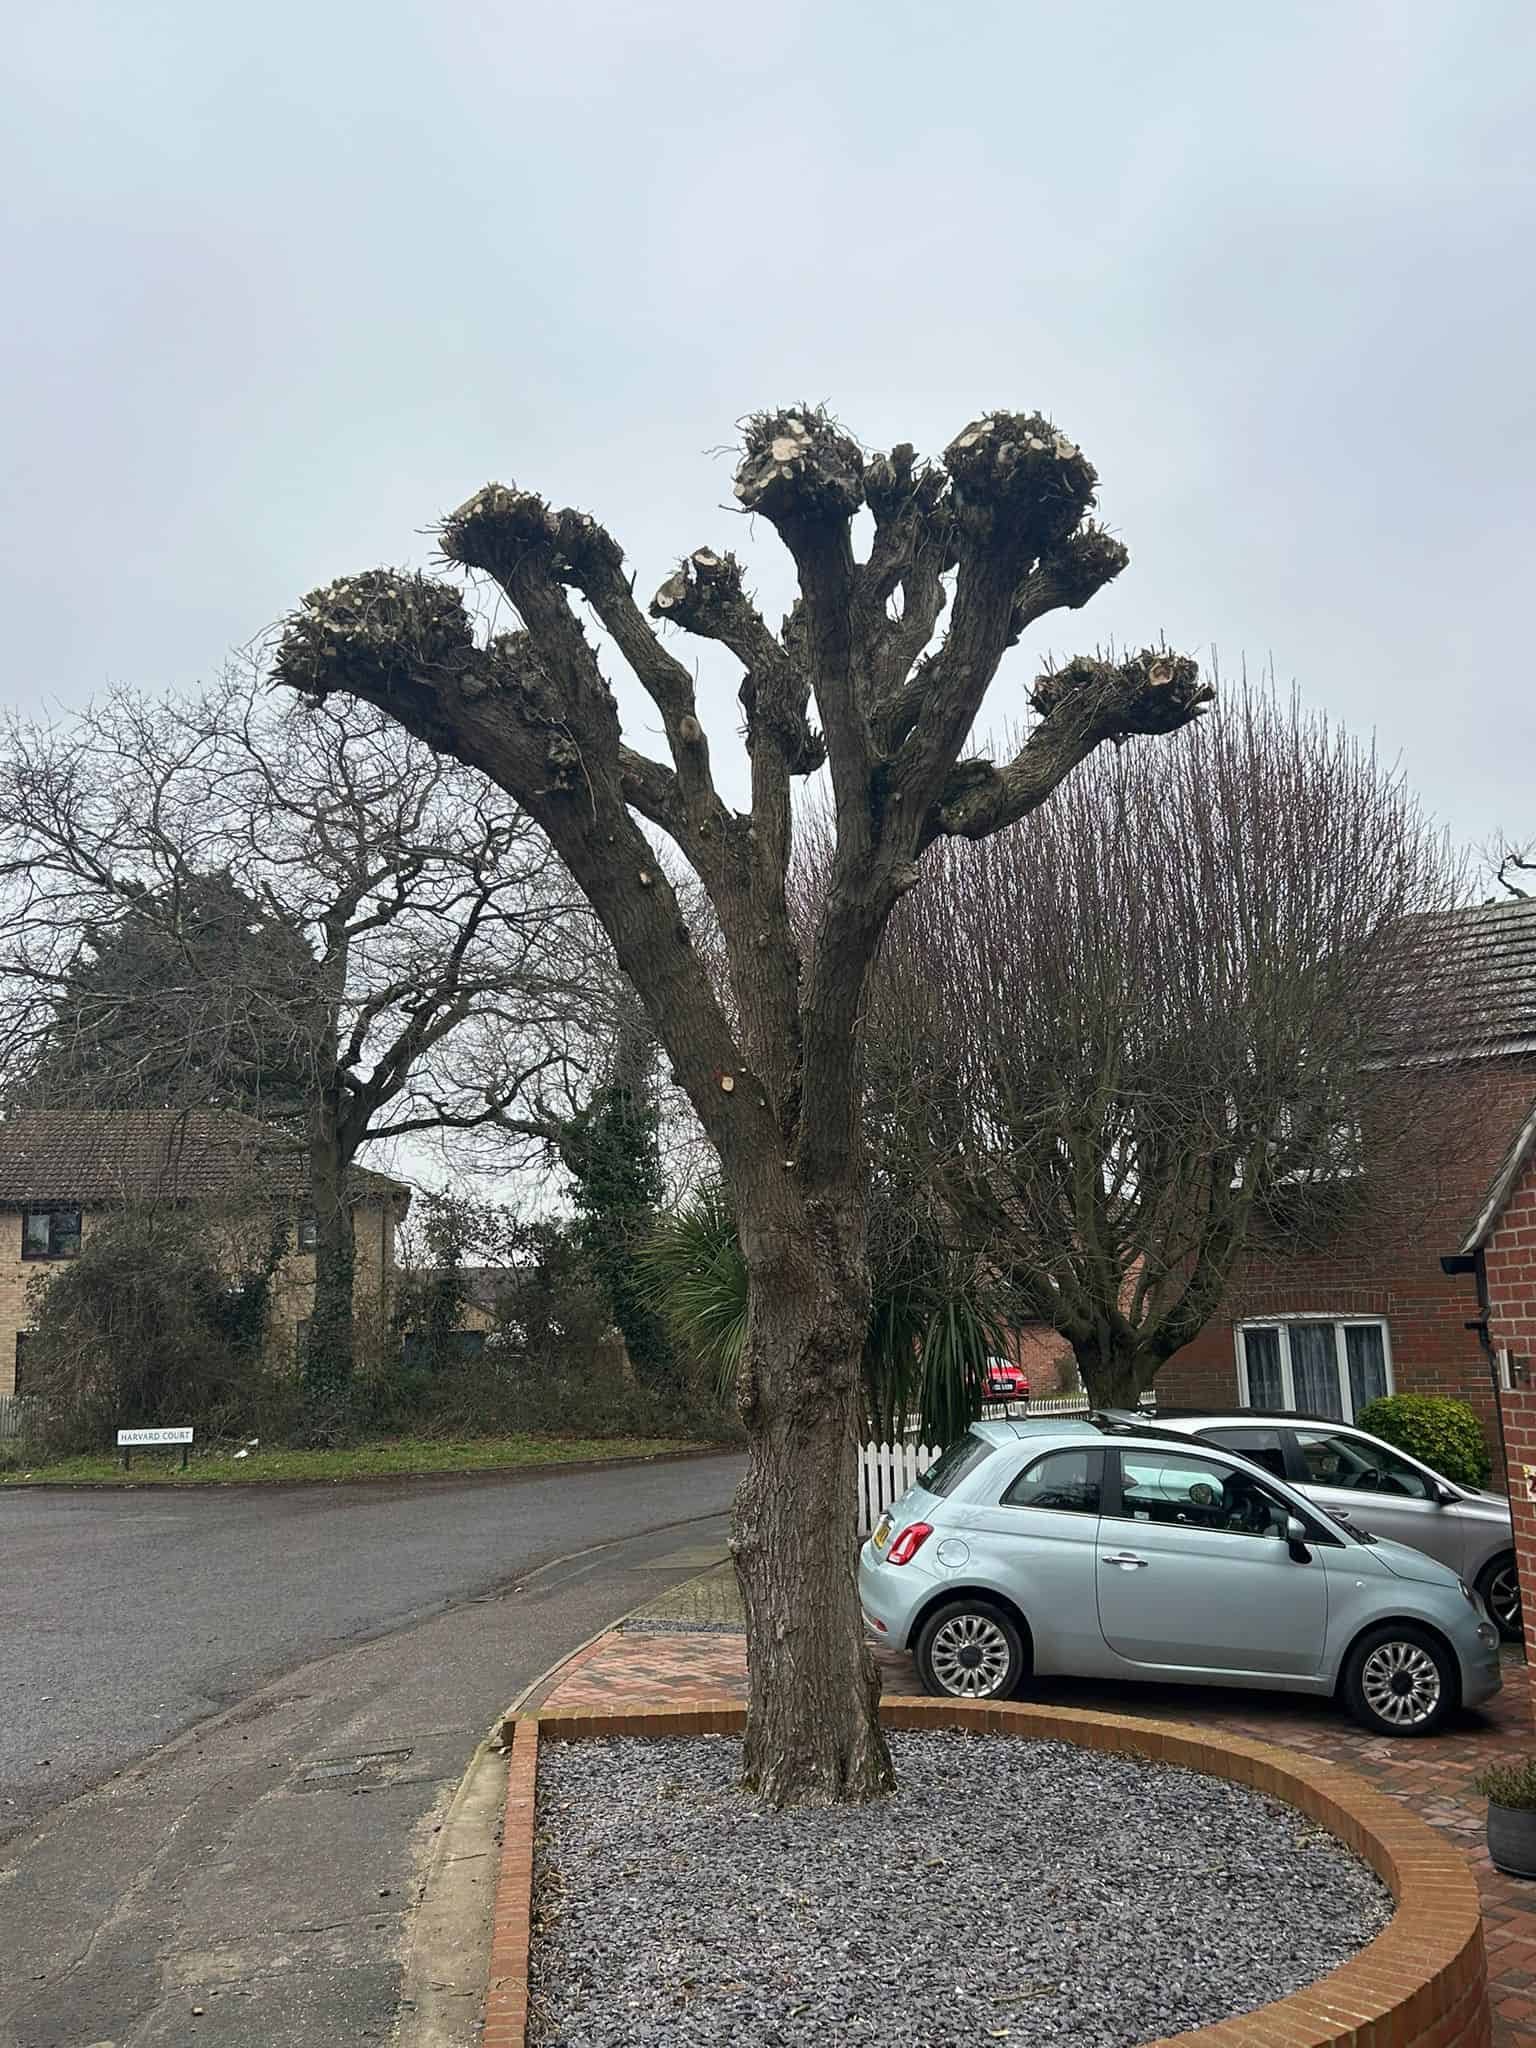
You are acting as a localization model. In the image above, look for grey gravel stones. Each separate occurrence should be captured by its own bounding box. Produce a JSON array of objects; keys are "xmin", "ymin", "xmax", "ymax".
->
[{"xmin": 529, "ymin": 1731, "xmax": 1391, "ymax": 2047}]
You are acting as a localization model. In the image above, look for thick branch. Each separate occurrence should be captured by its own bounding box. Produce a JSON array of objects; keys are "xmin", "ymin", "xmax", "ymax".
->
[
  {"xmin": 650, "ymin": 547, "xmax": 813, "ymax": 1123},
  {"xmin": 930, "ymin": 650, "xmax": 1213, "ymax": 842},
  {"xmin": 733, "ymin": 409, "xmax": 872, "ymax": 812},
  {"xmin": 859, "ymin": 444, "xmax": 956, "ymax": 708},
  {"xmin": 274, "ymin": 570, "xmax": 777, "ymax": 1178},
  {"xmin": 894, "ymin": 414, "xmax": 1107, "ymax": 811}
]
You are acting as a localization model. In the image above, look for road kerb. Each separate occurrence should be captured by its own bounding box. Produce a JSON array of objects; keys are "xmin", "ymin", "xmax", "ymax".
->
[
  {"xmin": 396, "ymin": 1730, "xmax": 509, "ymax": 2048},
  {"xmin": 397, "ymin": 1550, "xmax": 734, "ymax": 2045},
  {"xmin": 494, "ymin": 1554, "xmax": 738, "ymax": 1742}
]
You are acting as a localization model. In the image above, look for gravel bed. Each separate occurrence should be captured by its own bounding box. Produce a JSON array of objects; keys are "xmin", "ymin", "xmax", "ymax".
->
[
  {"xmin": 529, "ymin": 1730, "xmax": 1391, "ymax": 2048},
  {"xmin": 618, "ymin": 1618, "xmax": 747, "ymax": 1636}
]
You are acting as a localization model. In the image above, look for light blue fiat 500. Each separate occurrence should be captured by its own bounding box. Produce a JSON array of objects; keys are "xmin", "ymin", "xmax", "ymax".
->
[{"xmin": 858, "ymin": 1419, "xmax": 1502, "ymax": 1737}]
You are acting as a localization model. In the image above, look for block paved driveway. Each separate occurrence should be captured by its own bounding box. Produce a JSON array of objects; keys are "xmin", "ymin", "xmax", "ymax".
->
[{"xmin": 540, "ymin": 1629, "xmax": 1536, "ymax": 2048}]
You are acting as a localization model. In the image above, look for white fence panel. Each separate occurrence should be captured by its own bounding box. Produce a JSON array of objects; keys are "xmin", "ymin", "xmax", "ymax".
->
[
  {"xmin": 860, "ymin": 1392, "xmax": 1156, "ymax": 1530},
  {"xmin": 857, "ymin": 1440, "xmax": 942, "ymax": 1536}
]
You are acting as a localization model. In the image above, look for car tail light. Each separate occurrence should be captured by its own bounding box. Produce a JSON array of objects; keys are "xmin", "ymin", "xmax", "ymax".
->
[{"xmin": 886, "ymin": 1521, "xmax": 933, "ymax": 1566}]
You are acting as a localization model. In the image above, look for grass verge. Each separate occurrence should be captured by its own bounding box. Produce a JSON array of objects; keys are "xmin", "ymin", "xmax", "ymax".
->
[{"xmin": 0, "ymin": 1433, "xmax": 711, "ymax": 1488}]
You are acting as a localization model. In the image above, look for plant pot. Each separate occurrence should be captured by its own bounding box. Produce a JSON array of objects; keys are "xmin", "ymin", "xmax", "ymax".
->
[{"xmin": 1487, "ymin": 1800, "xmax": 1536, "ymax": 1878}]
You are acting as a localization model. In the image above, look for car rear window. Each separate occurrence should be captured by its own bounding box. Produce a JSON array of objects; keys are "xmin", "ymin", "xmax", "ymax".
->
[
  {"xmin": 918, "ymin": 1433, "xmax": 994, "ymax": 1498},
  {"xmin": 1197, "ymin": 1426, "xmax": 1288, "ymax": 1480}
]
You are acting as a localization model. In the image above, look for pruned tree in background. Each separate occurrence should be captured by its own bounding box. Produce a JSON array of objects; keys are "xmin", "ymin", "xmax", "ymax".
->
[
  {"xmin": 0, "ymin": 675, "xmax": 610, "ymax": 1398},
  {"xmin": 1485, "ymin": 836, "xmax": 1535, "ymax": 900},
  {"xmin": 274, "ymin": 403, "xmax": 1210, "ymax": 1805},
  {"xmin": 871, "ymin": 687, "xmax": 1457, "ymax": 1407}
]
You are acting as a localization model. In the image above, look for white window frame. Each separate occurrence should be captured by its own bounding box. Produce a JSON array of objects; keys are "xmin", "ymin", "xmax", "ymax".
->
[{"xmin": 1235, "ymin": 1316, "xmax": 1394, "ymax": 1424}]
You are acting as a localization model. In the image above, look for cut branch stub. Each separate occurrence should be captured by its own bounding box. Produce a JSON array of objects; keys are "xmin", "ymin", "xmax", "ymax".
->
[
  {"xmin": 440, "ymin": 484, "xmax": 563, "ymax": 578},
  {"xmin": 441, "ymin": 486, "xmax": 630, "ymax": 592},
  {"xmin": 943, "ymin": 411, "xmax": 1099, "ymax": 552},
  {"xmin": 650, "ymin": 547, "xmax": 747, "ymax": 629},
  {"xmin": 863, "ymin": 442, "xmax": 951, "ymax": 532},
  {"xmin": 1031, "ymin": 648, "xmax": 1214, "ymax": 736},
  {"xmin": 1035, "ymin": 524, "xmax": 1131, "ymax": 610},
  {"xmin": 274, "ymin": 571, "xmax": 475, "ymax": 704},
  {"xmin": 1005, "ymin": 525, "xmax": 1131, "ymax": 645},
  {"xmin": 734, "ymin": 407, "xmax": 865, "ymax": 523}
]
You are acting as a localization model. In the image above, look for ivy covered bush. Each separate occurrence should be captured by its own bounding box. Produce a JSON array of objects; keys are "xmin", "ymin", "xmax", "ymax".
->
[{"xmin": 1356, "ymin": 1393, "xmax": 1492, "ymax": 1490}]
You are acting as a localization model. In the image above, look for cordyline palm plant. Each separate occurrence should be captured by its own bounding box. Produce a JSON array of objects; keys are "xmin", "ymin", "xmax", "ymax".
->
[{"xmin": 639, "ymin": 1181, "xmax": 1009, "ymax": 1446}]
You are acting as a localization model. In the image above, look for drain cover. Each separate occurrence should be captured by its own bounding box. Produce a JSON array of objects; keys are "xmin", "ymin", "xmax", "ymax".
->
[{"xmin": 299, "ymin": 1746, "xmax": 413, "ymax": 1789}]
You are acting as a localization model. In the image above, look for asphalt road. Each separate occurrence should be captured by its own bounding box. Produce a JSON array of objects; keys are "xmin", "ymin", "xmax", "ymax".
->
[
  {"xmin": 1, "ymin": 1453, "xmax": 741, "ymax": 1835},
  {"xmin": 0, "ymin": 1454, "xmax": 742, "ymax": 2048}
]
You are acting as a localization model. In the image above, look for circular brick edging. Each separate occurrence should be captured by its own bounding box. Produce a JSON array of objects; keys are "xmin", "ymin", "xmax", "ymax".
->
[{"xmin": 485, "ymin": 1697, "xmax": 1492, "ymax": 2048}]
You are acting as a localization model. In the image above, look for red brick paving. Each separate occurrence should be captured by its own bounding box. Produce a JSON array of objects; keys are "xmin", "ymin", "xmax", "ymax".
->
[{"xmin": 537, "ymin": 1633, "xmax": 1536, "ymax": 2048}]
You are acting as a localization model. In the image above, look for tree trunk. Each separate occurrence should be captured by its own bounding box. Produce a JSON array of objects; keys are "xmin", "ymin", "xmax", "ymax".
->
[
  {"xmin": 304, "ymin": 1102, "xmax": 355, "ymax": 1397},
  {"xmin": 1073, "ymin": 1337, "xmax": 1148, "ymax": 1411},
  {"xmin": 731, "ymin": 1185, "xmax": 894, "ymax": 1808}
]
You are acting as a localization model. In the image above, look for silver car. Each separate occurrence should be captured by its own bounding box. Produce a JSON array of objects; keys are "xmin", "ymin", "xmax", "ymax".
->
[
  {"xmin": 1097, "ymin": 1410, "xmax": 1521, "ymax": 1640},
  {"xmin": 858, "ymin": 1419, "xmax": 1502, "ymax": 1737}
]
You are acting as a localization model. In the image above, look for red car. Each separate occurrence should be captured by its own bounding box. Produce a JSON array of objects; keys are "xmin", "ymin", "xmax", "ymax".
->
[{"xmin": 982, "ymin": 1357, "xmax": 1030, "ymax": 1403}]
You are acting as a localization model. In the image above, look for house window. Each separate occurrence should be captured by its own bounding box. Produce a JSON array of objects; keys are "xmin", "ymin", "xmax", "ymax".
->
[
  {"xmin": 21, "ymin": 1208, "xmax": 81, "ymax": 1260},
  {"xmin": 297, "ymin": 1213, "xmax": 318, "ymax": 1252},
  {"xmin": 1236, "ymin": 1319, "xmax": 1392, "ymax": 1423}
]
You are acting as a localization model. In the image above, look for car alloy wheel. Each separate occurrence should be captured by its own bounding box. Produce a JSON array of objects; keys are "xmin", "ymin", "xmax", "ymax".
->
[
  {"xmin": 1481, "ymin": 1559, "xmax": 1523, "ymax": 1638},
  {"xmin": 927, "ymin": 1613, "xmax": 1014, "ymax": 1698},
  {"xmin": 1359, "ymin": 1639, "xmax": 1442, "ymax": 1728}
]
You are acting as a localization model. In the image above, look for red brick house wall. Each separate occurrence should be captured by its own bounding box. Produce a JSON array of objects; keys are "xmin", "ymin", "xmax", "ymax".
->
[
  {"xmin": 1485, "ymin": 1138, "xmax": 1536, "ymax": 1374},
  {"xmin": 1496, "ymin": 1388, "xmax": 1536, "ymax": 1671},
  {"xmin": 1156, "ymin": 1057, "xmax": 1536, "ymax": 1455}
]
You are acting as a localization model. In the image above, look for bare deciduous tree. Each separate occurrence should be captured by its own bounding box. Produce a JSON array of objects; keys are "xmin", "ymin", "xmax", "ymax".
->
[
  {"xmin": 1483, "ymin": 835, "xmax": 1535, "ymax": 900},
  {"xmin": 0, "ymin": 674, "xmax": 610, "ymax": 1388},
  {"xmin": 870, "ymin": 688, "xmax": 1458, "ymax": 1406},
  {"xmin": 272, "ymin": 403, "xmax": 1211, "ymax": 1805}
]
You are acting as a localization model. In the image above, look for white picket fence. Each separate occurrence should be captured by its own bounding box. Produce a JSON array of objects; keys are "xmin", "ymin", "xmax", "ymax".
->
[
  {"xmin": 857, "ymin": 1439, "xmax": 944, "ymax": 1536},
  {"xmin": 856, "ymin": 1392, "xmax": 1153, "ymax": 1534}
]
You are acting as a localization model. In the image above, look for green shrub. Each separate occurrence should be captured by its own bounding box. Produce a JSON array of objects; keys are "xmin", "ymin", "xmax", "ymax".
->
[
  {"xmin": 1478, "ymin": 1759, "xmax": 1536, "ymax": 1810},
  {"xmin": 1355, "ymin": 1393, "xmax": 1492, "ymax": 1490},
  {"xmin": 23, "ymin": 1204, "xmax": 293, "ymax": 1455}
]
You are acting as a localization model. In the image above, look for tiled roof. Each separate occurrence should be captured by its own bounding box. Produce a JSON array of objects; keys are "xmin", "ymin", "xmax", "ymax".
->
[
  {"xmin": 1415, "ymin": 897, "xmax": 1536, "ymax": 1058},
  {"xmin": 0, "ymin": 1111, "xmax": 410, "ymax": 1207}
]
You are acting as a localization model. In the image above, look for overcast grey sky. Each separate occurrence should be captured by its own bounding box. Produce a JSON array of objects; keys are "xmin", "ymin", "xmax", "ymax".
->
[{"xmin": 4, "ymin": 0, "xmax": 1533, "ymax": 855}]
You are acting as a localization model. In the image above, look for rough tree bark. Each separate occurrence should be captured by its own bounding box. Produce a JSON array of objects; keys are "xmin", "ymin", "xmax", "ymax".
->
[
  {"xmin": 304, "ymin": 1092, "xmax": 357, "ymax": 1397},
  {"xmin": 273, "ymin": 405, "xmax": 1209, "ymax": 1806}
]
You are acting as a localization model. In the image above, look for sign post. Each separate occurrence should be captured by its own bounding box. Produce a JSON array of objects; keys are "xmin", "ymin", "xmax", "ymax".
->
[{"xmin": 116, "ymin": 1426, "xmax": 194, "ymax": 1472}]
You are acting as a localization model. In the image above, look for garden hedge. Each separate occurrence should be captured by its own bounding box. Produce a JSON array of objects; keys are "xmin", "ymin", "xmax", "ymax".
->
[{"xmin": 1356, "ymin": 1392, "xmax": 1492, "ymax": 1490}]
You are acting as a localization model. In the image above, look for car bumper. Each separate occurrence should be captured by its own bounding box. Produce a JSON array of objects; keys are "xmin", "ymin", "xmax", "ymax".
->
[
  {"xmin": 858, "ymin": 1540, "xmax": 934, "ymax": 1652},
  {"xmin": 1460, "ymin": 1621, "xmax": 1504, "ymax": 1710}
]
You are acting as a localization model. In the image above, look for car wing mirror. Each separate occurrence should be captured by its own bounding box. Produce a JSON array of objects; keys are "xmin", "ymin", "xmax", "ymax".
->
[{"xmin": 1284, "ymin": 1514, "xmax": 1312, "ymax": 1560}]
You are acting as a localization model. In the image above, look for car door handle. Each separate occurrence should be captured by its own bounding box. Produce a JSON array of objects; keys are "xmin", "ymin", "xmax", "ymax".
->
[{"xmin": 1100, "ymin": 1552, "xmax": 1149, "ymax": 1569}]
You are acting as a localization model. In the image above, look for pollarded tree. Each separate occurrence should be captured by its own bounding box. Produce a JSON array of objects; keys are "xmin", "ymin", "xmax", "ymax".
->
[
  {"xmin": 869, "ymin": 687, "xmax": 1458, "ymax": 1408},
  {"xmin": 274, "ymin": 405, "xmax": 1210, "ymax": 1806}
]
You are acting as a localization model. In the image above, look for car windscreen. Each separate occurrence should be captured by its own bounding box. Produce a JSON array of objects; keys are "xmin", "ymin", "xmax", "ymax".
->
[{"xmin": 918, "ymin": 1433, "xmax": 995, "ymax": 1498}]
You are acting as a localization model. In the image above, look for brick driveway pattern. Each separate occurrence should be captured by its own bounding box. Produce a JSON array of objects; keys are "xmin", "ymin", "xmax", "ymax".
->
[{"xmin": 532, "ymin": 1633, "xmax": 1536, "ymax": 2046}]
